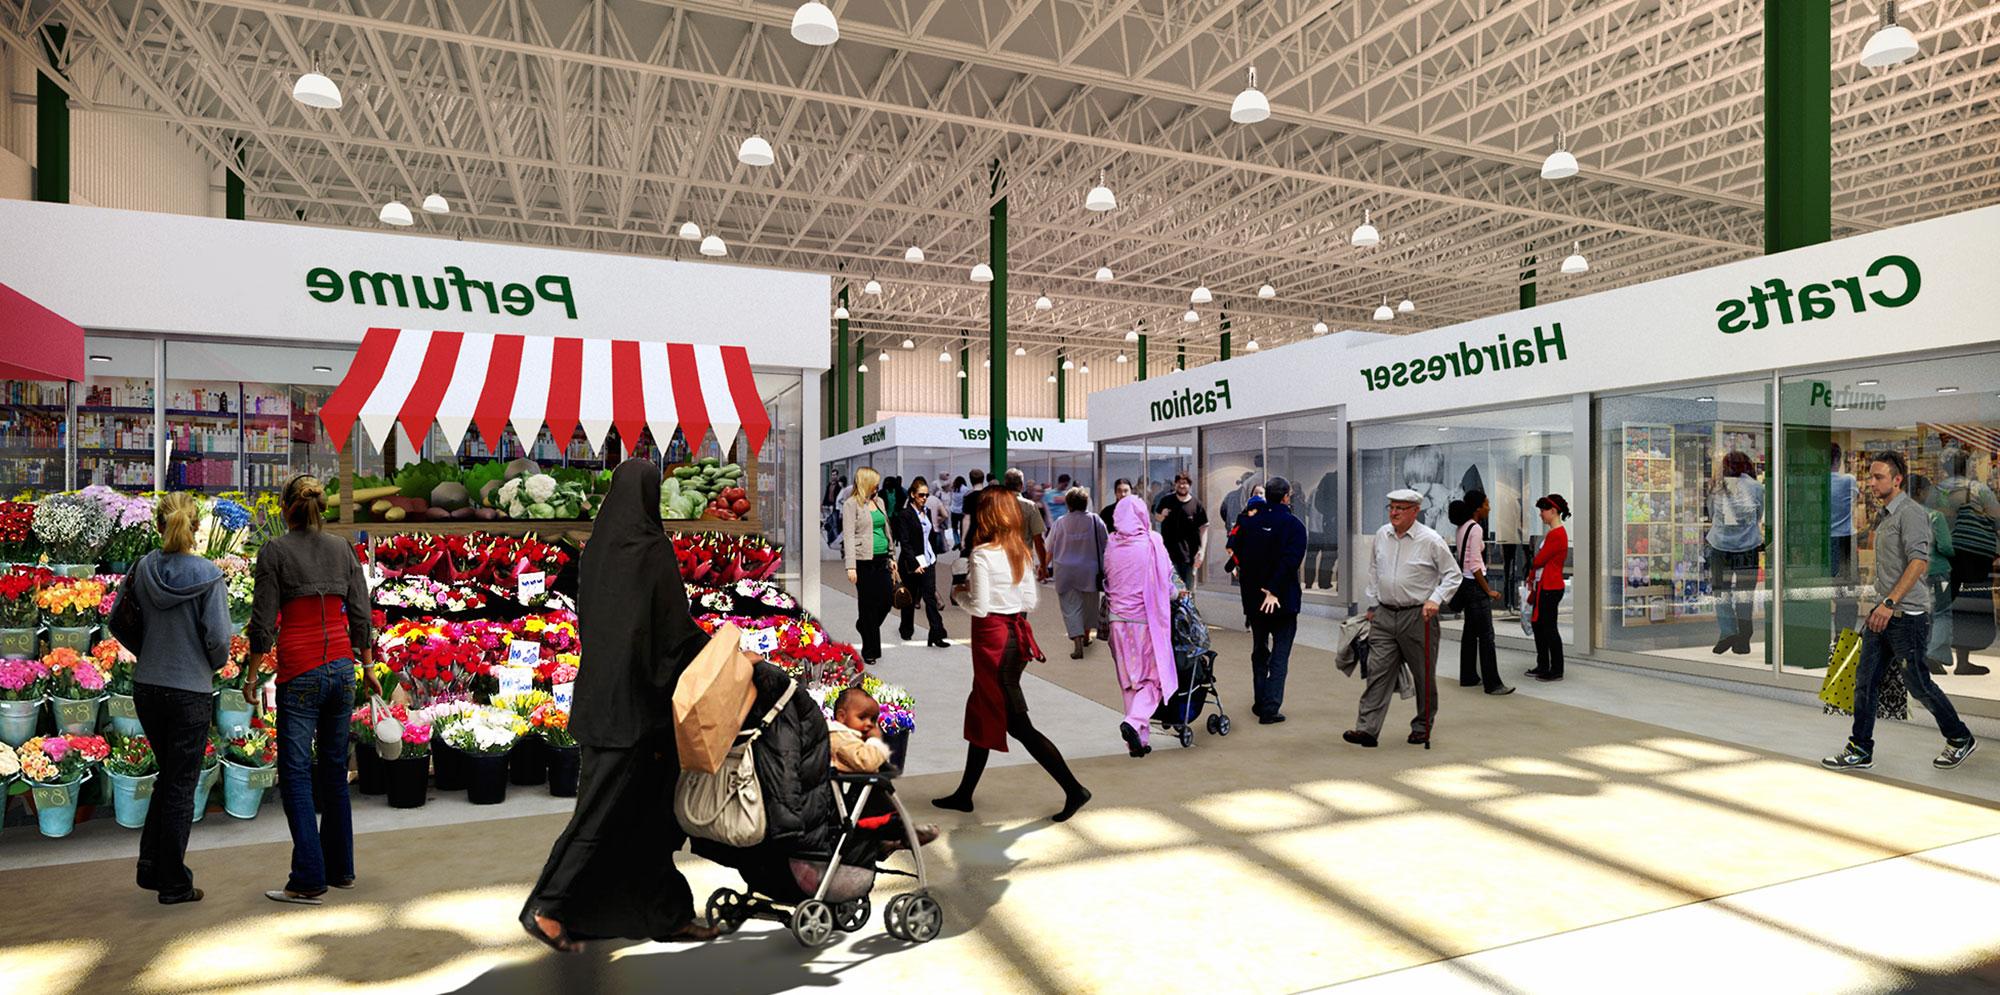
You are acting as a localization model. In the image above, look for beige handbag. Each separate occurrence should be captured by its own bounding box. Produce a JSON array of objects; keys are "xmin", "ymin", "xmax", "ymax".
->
[{"xmin": 675, "ymin": 680, "xmax": 797, "ymax": 848}]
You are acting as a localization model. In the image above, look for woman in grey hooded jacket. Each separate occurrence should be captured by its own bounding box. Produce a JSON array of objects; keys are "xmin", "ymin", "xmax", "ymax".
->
[{"xmin": 109, "ymin": 491, "xmax": 232, "ymax": 905}]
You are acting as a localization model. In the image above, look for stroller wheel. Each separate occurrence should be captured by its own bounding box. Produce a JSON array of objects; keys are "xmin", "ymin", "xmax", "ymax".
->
[
  {"xmin": 790, "ymin": 899, "xmax": 837, "ymax": 947},
  {"xmin": 1210, "ymin": 714, "xmax": 1231, "ymax": 736},
  {"xmin": 883, "ymin": 894, "xmax": 914, "ymax": 940},
  {"xmin": 902, "ymin": 894, "xmax": 943, "ymax": 943},
  {"xmin": 834, "ymin": 896, "xmax": 871, "ymax": 932},
  {"xmin": 706, "ymin": 889, "xmax": 746, "ymax": 935},
  {"xmin": 1177, "ymin": 726, "xmax": 1195, "ymax": 748}
]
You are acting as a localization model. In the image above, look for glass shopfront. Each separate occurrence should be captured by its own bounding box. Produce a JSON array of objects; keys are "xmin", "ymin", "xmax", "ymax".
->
[
  {"xmin": 1776, "ymin": 351, "xmax": 2000, "ymax": 701},
  {"xmin": 1594, "ymin": 381, "xmax": 1773, "ymax": 668},
  {"xmin": 1354, "ymin": 403, "xmax": 1575, "ymax": 637}
]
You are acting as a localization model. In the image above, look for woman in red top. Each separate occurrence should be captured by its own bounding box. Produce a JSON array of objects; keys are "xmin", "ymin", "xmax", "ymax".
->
[
  {"xmin": 1526, "ymin": 494, "xmax": 1571, "ymax": 682},
  {"xmin": 244, "ymin": 475, "xmax": 377, "ymax": 905}
]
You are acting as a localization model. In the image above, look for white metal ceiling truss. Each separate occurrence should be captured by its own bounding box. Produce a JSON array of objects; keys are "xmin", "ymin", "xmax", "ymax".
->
[{"xmin": 5, "ymin": 0, "xmax": 1997, "ymax": 365}]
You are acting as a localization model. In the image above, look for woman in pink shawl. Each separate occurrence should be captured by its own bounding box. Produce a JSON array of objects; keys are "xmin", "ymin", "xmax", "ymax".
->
[{"xmin": 1103, "ymin": 495, "xmax": 1181, "ymax": 757}]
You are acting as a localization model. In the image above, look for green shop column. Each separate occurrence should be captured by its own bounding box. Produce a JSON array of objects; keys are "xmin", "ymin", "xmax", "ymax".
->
[
  {"xmin": 1218, "ymin": 312, "xmax": 1231, "ymax": 361},
  {"xmin": 960, "ymin": 346, "xmax": 970, "ymax": 418},
  {"xmin": 834, "ymin": 285, "xmax": 850, "ymax": 433},
  {"xmin": 1764, "ymin": 1, "xmax": 1831, "ymax": 254},
  {"xmin": 1520, "ymin": 256, "xmax": 1536, "ymax": 310},
  {"xmin": 1055, "ymin": 353, "xmax": 1066, "ymax": 423},
  {"xmin": 988, "ymin": 163, "xmax": 1008, "ymax": 477},
  {"xmin": 854, "ymin": 333, "xmax": 866, "ymax": 427},
  {"xmin": 1781, "ymin": 379, "xmax": 1839, "ymax": 673},
  {"xmin": 35, "ymin": 26, "xmax": 68, "ymax": 204},
  {"xmin": 1138, "ymin": 334, "xmax": 1148, "ymax": 381}
]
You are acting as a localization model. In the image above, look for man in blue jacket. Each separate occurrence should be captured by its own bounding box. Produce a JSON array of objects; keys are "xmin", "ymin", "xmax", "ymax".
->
[{"xmin": 1234, "ymin": 476, "xmax": 1308, "ymax": 724}]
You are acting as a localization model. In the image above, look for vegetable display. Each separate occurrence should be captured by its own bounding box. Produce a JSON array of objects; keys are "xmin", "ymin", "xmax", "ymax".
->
[{"xmin": 662, "ymin": 458, "xmax": 751, "ymax": 521}]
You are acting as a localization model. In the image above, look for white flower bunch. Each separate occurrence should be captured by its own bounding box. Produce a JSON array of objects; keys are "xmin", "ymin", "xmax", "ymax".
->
[
  {"xmin": 33, "ymin": 494, "xmax": 111, "ymax": 563},
  {"xmin": 414, "ymin": 699, "xmax": 478, "ymax": 729},
  {"xmin": 0, "ymin": 740, "xmax": 19, "ymax": 779},
  {"xmin": 443, "ymin": 705, "xmax": 525, "ymax": 754}
]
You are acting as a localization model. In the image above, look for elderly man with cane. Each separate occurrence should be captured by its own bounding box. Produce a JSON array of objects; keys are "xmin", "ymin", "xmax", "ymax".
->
[{"xmin": 1347, "ymin": 488, "xmax": 1462, "ymax": 749}]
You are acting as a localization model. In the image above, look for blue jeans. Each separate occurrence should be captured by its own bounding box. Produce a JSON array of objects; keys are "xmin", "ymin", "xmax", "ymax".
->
[
  {"xmin": 277, "ymin": 659, "xmax": 355, "ymax": 893},
  {"xmin": 1249, "ymin": 612, "xmax": 1298, "ymax": 717},
  {"xmin": 1851, "ymin": 613, "xmax": 1972, "ymax": 753}
]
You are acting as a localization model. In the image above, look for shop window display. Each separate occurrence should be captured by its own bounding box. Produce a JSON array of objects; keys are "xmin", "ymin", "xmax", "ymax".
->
[
  {"xmin": 0, "ymin": 378, "xmax": 69, "ymax": 495},
  {"xmin": 1265, "ymin": 411, "xmax": 1344, "ymax": 604},
  {"xmin": 1355, "ymin": 404, "xmax": 1573, "ymax": 637},
  {"xmin": 1202, "ymin": 423, "xmax": 1266, "ymax": 589},
  {"xmin": 1777, "ymin": 353, "xmax": 2000, "ymax": 701},
  {"xmin": 74, "ymin": 336, "xmax": 159, "ymax": 492},
  {"xmin": 1594, "ymin": 383, "xmax": 1771, "ymax": 667}
]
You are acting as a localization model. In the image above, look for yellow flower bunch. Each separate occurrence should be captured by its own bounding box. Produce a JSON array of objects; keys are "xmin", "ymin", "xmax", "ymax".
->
[
  {"xmin": 492, "ymin": 689, "xmax": 552, "ymax": 719},
  {"xmin": 37, "ymin": 580, "xmax": 107, "ymax": 625}
]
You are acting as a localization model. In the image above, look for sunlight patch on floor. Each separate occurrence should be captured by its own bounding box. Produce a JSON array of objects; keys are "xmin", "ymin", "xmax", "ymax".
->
[
  {"xmin": 1394, "ymin": 763, "xmax": 1529, "ymax": 801},
  {"xmin": 1063, "ymin": 806, "xmax": 1202, "ymax": 850},
  {"xmin": 1663, "ymin": 759, "xmax": 2000, "ymax": 851},
  {"xmin": 1564, "ymin": 742, "xmax": 1693, "ymax": 774},
  {"xmin": 0, "ymin": 940, "xmax": 105, "ymax": 995},
  {"xmin": 1636, "ymin": 737, "xmax": 1759, "ymax": 764},
  {"xmin": 1186, "ymin": 788, "xmax": 1337, "ymax": 832},
  {"xmin": 1291, "ymin": 778, "xmax": 1423, "ymax": 817}
]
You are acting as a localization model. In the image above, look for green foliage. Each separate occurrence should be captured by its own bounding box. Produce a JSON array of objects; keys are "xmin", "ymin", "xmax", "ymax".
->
[{"xmin": 393, "ymin": 460, "xmax": 462, "ymax": 499}]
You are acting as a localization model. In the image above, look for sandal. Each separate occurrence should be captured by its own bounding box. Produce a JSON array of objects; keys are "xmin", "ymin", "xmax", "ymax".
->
[
  {"xmin": 264, "ymin": 888, "xmax": 326, "ymax": 906},
  {"xmin": 666, "ymin": 920, "xmax": 723, "ymax": 942},
  {"xmin": 520, "ymin": 908, "xmax": 583, "ymax": 953}
]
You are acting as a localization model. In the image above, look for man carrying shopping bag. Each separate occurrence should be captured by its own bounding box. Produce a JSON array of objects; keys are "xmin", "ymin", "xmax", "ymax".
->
[{"xmin": 1822, "ymin": 451, "xmax": 1978, "ymax": 773}]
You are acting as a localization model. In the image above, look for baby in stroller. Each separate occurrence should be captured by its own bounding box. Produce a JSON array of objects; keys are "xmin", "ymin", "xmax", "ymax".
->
[
  {"xmin": 694, "ymin": 665, "xmax": 945, "ymax": 946},
  {"xmin": 828, "ymin": 687, "xmax": 939, "ymax": 851}
]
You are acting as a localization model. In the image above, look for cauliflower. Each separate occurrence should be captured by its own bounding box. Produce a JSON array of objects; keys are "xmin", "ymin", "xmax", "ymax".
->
[
  {"xmin": 497, "ymin": 477, "xmax": 522, "ymax": 507},
  {"xmin": 525, "ymin": 474, "xmax": 557, "ymax": 504}
]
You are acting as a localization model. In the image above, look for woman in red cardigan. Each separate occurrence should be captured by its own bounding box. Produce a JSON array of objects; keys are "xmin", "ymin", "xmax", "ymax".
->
[{"xmin": 1525, "ymin": 494, "xmax": 1571, "ymax": 682}]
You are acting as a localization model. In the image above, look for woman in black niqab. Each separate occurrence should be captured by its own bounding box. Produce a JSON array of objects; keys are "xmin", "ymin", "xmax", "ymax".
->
[{"xmin": 522, "ymin": 459, "xmax": 720, "ymax": 951}]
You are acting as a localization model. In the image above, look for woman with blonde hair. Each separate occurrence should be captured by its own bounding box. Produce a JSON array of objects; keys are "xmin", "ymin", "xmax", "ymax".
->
[
  {"xmin": 842, "ymin": 466, "xmax": 894, "ymax": 664},
  {"xmin": 932, "ymin": 490, "xmax": 1091, "ymax": 822},
  {"xmin": 245, "ymin": 475, "xmax": 377, "ymax": 905},
  {"xmin": 109, "ymin": 491, "xmax": 231, "ymax": 905}
]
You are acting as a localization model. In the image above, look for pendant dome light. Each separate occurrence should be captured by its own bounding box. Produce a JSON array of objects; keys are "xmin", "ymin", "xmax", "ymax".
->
[
  {"xmin": 1373, "ymin": 297, "xmax": 1394, "ymax": 321},
  {"xmin": 1311, "ymin": 320, "xmax": 1329, "ymax": 335},
  {"xmin": 1183, "ymin": 309, "xmax": 1200, "ymax": 324},
  {"xmin": 1561, "ymin": 240, "xmax": 1589, "ymax": 274},
  {"xmin": 1257, "ymin": 284, "xmax": 1277, "ymax": 300},
  {"xmin": 904, "ymin": 245, "xmax": 925, "ymax": 263},
  {"xmin": 1397, "ymin": 297, "xmax": 1415, "ymax": 314},
  {"xmin": 958, "ymin": 368, "xmax": 968, "ymax": 378},
  {"xmin": 1117, "ymin": 352, "xmax": 1129, "ymax": 363},
  {"xmin": 1046, "ymin": 373, "xmax": 1058, "ymax": 384},
  {"xmin": 678, "ymin": 221, "xmax": 702, "ymax": 240},
  {"xmin": 1081, "ymin": 362, "xmax": 1091, "ymax": 374},
  {"xmin": 1541, "ymin": 123, "xmax": 1580, "ymax": 179},
  {"xmin": 737, "ymin": 135, "xmax": 775, "ymax": 167},
  {"xmin": 790, "ymin": 2, "xmax": 840, "ymax": 46},
  {"xmin": 1351, "ymin": 208, "xmax": 1380, "ymax": 247},
  {"xmin": 901, "ymin": 338, "xmax": 915, "ymax": 349},
  {"xmin": 1230, "ymin": 67, "xmax": 1271, "ymax": 124},
  {"xmin": 1034, "ymin": 294, "xmax": 1053, "ymax": 311},
  {"xmin": 857, "ymin": 361, "xmax": 869, "ymax": 373},
  {"xmin": 878, "ymin": 350, "xmax": 889, "ymax": 362},
  {"xmin": 1014, "ymin": 345, "xmax": 1027, "ymax": 356},
  {"xmin": 699, "ymin": 234, "xmax": 728, "ymax": 257},
  {"xmin": 984, "ymin": 358, "xmax": 991, "ymax": 368},
  {"xmin": 291, "ymin": 70, "xmax": 343, "ymax": 109},
  {"xmin": 1861, "ymin": 1, "xmax": 1920, "ymax": 68},
  {"xmin": 1125, "ymin": 328, "xmax": 1140, "ymax": 343},
  {"xmin": 1094, "ymin": 265, "xmax": 1114, "ymax": 282},
  {"xmin": 379, "ymin": 200, "xmax": 414, "ymax": 226},
  {"xmin": 938, "ymin": 350, "xmax": 951, "ymax": 363},
  {"xmin": 1062, "ymin": 358, "xmax": 1075, "ymax": 370},
  {"xmin": 832, "ymin": 305, "xmax": 850, "ymax": 320},
  {"xmin": 1190, "ymin": 285, "xmax": 1213, "ymax": 305},
  {"xmin": 1246, "ymin": 339, "xmax": 1261, "ymax": 352},
  {"xmin": 1085, "ymin": 168, "xmax": 1117, "ymax": 212},
  {"xmin": 421, "ymin": 194, "xmax": 450, "ymax": 215},
  {"xmin": 970, "ymin": 263, "xmax": 994, "ymax": 283},
  {"xmin": 863, "ymin": 279, "xmax": 883, "ymax": 296}
]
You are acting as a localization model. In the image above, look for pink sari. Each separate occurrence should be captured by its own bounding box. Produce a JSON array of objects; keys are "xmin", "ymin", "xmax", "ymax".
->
[{"xmin": 1103, "ymin": 496, "xmax": 1180, "ymax": 744}]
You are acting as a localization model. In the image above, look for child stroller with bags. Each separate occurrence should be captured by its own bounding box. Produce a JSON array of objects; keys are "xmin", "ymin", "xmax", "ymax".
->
[
  {"xmin": 1151, "ymin": 595, "xmax": 1231, "ymax": 748},
  {"xmin": 688, "ymin": 663, "xmax": 944, "ymax": 947}
]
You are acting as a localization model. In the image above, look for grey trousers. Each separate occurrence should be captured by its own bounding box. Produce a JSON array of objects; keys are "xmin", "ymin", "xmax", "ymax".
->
[
  {"xmin": 1357, "ymin": 604, "xmax": 1441, "ymax": 739},
  {"xmin": 1057, "ymin": 587, "xmax": 1100, "ymax": 639}
]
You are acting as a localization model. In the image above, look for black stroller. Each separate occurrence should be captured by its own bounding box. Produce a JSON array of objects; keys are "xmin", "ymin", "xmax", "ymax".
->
[
  {"xmin": 691, "ymin": 665, "xmax": 943, "ymax": 947},
  {"xmin": 1151, "ymin": 595, "xmax": 1232, "ymax": 747}
]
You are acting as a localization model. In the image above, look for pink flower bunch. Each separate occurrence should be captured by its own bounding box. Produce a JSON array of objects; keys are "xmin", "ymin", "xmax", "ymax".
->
[
  {"xmin": 547, "ymin": 663, "xmax": 579, "ymax": 685},
  {"xmin": 0, "ymin": 658, "xmax": 48, "ymax": 700},
  {"xmin": 402, "ymin": 722, "xmax": 433, "ymax": 746}
]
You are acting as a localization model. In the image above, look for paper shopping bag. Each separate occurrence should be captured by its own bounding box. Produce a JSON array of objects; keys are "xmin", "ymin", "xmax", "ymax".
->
[
  {"xmin": 1817, "ymin": 628, "xmax": 1863, "ymax": 713},
  {"xmin": 673, "ymin": 623, "xmax": 759, "ymax": 774}
]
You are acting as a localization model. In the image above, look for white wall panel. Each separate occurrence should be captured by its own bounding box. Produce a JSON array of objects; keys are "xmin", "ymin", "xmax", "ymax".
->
[
  {"xmin": 873, "ymin": 344, "xmax": 1162, "ymax": 421},
  {"xmin": 0, "ymin": 52, "xmax": 214, "ymax": 216}
]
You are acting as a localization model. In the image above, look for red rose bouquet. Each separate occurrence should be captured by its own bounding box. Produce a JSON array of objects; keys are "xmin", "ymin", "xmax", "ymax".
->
[
  {"xmin": 0, "ymin": 566, "xmax": 48, "ymax": 628},
  {"xmin": 0, "ymin": 501, "xmax": 39, "ymax": 562},
  {"xmin": 105, "ymin": 734, "xmax": 157, "ymax": 776}
]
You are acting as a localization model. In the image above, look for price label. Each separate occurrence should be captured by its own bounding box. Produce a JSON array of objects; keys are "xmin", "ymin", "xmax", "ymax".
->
[
  {"xmin": 495, "ymin": 665, "xmax": 536, "ymax": 699},
  {"xmin": 246, "ymin": 766, "xmax": 278, "ymax": 790},
  {"xmin": 553, "ymin": 682, "xmax": 575, "ymax": 711},
  {"xmin": 32, "ymin": 784, "xmax": 71, "ymax": 808},
  {"xmin": 108, "ymin": 696, "xmax": 139, "ymax": 720},
  {"xmin": 133, "ymin": 777, "xmax": 155, "ymax": 800},
  {"xmin": 517, "ymin": 570, "xmax": 547, "ymax": 604},
  {"xmin": 507, "ymin": 639, "xmax": 542, "ymax": 670}
]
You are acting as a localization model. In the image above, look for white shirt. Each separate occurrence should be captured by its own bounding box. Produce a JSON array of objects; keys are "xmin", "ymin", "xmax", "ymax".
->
[
  {"xmin": 1366, "ymin": 520, "xmax": 1463, "ymax": 608},
  {"xmin": 966, "ymin": 546, "xmax": 1039, "ymax": 617},
  {"xmin": 915, "ymin": 506, "xmax": 937, "ymax": 569}
]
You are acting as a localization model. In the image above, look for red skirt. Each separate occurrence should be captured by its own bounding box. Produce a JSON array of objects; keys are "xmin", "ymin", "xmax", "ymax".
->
[{"xmin": 964, "ymin": 612, "xmax": 1044, "ymax": 751}]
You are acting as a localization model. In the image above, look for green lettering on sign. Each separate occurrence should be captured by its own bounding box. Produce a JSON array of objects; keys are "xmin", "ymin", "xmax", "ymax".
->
[
  {"xmin": 304, "ymin": 266, "xmax": 580, "ymax": 319},
  {"xmin": 1358, "ymin": 324, "xmax": 1569, "ymax": 393},
  {"xmin": 1148, "ymin": 379, "xmax": 1234, "ymax": 423},
  {"xmin": 1714, "ymin": 255, "xmax": 1919, "ymax": 334}
]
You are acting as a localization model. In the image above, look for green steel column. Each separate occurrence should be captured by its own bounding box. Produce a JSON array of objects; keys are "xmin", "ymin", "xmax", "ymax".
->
[
  {"xmin": 834, "ymin": 285, "xmax": 850, "ymax": 434},
  {"xmin": 1764, "ymin": 1, "xmax": 1832, "ymax": 254},
  {"xmin": 988, "ymin": 164, "xmax": 1008, "ymax": 478},
  {"xmin": 960, "ymin": 346, "xmax": 969, "ymax": 418},
  {"xmin": 1138, "ymin": 335, "xmax": 1148, "ymax": 381},
  {"xmin": 226, "ymin": 171, "xmax": 245, "ymax": 220},
  {"xmin": 1520, "ymin": 256, "xmax": 1536, "ymax": 310},
  {"xmin": 1218, "ymin": 312, "xmax": 1231, "ymax": 361},
  {"xmin": 1177, "ymin": 343, "xmax": 1186, "ymax": 371},
  {"xmin": 854, "ymin": 332, "xmax": 866, "ymax": 427},
  {"xmin": 1056, "ymin": 353, "xmax": 1066, "ymax": 423},
  {"xmin": 35, "ymin": 26, "xmax": 68, "ymax": 204}
]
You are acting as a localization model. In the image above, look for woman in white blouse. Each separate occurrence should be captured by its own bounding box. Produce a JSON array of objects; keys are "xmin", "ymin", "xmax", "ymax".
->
[{"xmin": 930, "ymin": 487, "xmax": 1091, "ymax": 823}]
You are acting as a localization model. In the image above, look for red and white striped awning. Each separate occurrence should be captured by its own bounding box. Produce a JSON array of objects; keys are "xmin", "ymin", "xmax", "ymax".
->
[{"xmin": 320, "ymin": 328, "xmax": 771, "ymax": 457}]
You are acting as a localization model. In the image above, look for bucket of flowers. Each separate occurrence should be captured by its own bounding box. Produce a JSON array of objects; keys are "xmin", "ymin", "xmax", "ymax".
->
[
  {"xmin": 200, "ymin": 497, "xmax": 252, "ymax": 560},
  {"xmin": 346, "ymin": 700, "xmax": 404, "ymax": 796},
  {"xmin": 37, "ymin": 577, "xmax": 106, "ymax": 652},
  {"xmin": 96, "ymin": 638, "xmax": 144, "ymax": 739},
  {"xmin": 0, "ymin": 656, "xmax": 49, "ymax": 746},
  {"xmin": 214, "ymin": 555, "xmax": 254, "ymax": 629},
  {"xmin": 446, "ymin": 705, "xmax": 525, "ymax": 805},
  {"xmin": 32, "ymin": 494, "xmax": 111, "ymax": 578},
  {"xmin": 43, "ymin": 647, "xmax": 107, "ymax": 735},
  {"xmin": 19, "ymin": 733, "xmax": 109, "ymax": 836},
  {"xmin": 419, "ymin": 700, "xmax": 479, "ymax": 791},
  {"xmin": 103, "ymin": 734, "xmax": 158, "ymax": 829},
  {"xmin": 77, "ymin": 486, "xmax": 156, "ymax": 574},
  {"xmin": 0, "ymin": 500, "xmax": 40, "ymax": 567},
  {"xmin": 494, "ymin": 690, "xmax": 553, "ymax": 786},
  {"xmin": 213, "ymin": 634, "xmax": 260, "ymax": 738},
  {"xmin": 192, "ymin": 732, "xmax": 222, "ymax": 823},
  {"xmin": 221, "ymin": 713, "xmax": 278, "ymax": 819},
  {"xmin": 0, "ymin": 566, "xmax": 47, "ymax": 659},
  {"xmin": 385, "ymin": 716, "xmax": 433, "ymax": 810},
  {"xmin": 528, "ymin": 701, "xmax": 579, "ymax": 797}
]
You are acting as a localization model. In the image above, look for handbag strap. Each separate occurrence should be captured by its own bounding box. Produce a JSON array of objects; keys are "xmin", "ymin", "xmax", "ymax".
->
[{"xmin": 740, "ymin": 679, "xmax": 798, "ymax": 745}]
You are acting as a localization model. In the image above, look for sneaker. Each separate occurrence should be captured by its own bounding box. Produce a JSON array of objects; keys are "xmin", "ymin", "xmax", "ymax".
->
[
  {"xmin": 1820, "ymin": 743, "xmax": 1874, "ymax": 771},
  {"xmin": 1934, "ymin": 737, "xmax": 1978, "ymax": 770}
]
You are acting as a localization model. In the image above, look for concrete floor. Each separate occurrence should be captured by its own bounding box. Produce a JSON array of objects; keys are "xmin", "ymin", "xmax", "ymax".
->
[{"xmin": 2, "ymin": 563, "xmax": 1997, "ymax": 994}]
